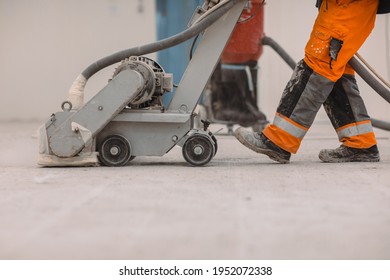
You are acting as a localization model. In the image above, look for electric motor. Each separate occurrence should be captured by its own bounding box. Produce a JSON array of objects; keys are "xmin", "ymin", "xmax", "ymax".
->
[{"xmin": 112, "ymin": 56, "xmax": 173, "ymax": 108}]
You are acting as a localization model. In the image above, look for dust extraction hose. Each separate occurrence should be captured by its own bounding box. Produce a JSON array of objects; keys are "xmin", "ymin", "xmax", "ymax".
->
[
  {"xmin": 68, "ymin": 0, "xmax": 238, "ymax": 109},
  {"xmin": 262, "ymin": 36, "xmax": 297, "ymax": 70},
  {"xmin": 262, "ymin": 35, "xmax": 390, "ymax": 131},
  {"xmin": 349, "ymin": 56, "xmax": 390, "ymax": 104}
]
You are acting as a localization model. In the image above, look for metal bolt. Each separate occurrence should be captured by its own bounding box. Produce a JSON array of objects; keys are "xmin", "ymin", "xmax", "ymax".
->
[
  {"xmin": 179, "ymin": 104, "xmax": 188, "ymax": 113},
  {"xmin": 98, "ymin": 106, "xmax": 103, "ymax": 111},
  {"xmin": 110, "ymin": 146, "xmax": 120, "ymax": 156},
  {"xmin": 61, "ymin": 101, "xmax": 72, "ymax": 112},
  {"xmin": 193, "ymin": 145, "xmax": 204, "ymax": 155},
  {"xmin": 172, "ymin": 135, "xmax": 178, "ymax": 142}
]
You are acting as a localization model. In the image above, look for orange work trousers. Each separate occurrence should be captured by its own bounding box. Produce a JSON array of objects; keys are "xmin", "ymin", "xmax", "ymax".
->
[
  {"xmin": 262, "ymin": 0, "xmax": 379, "ymax": 154},
  {"xmin": 304, "ymin": 0, "xmax": 378, "ymax": 81}
]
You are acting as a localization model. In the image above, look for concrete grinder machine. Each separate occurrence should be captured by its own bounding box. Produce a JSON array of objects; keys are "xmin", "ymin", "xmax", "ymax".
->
[{"xmin": 38, "ymin": 0, "xmax": 248, "ymax": 167}]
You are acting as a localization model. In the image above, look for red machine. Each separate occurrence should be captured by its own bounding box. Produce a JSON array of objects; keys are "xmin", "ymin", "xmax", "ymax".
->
[
  {"xmin": 222, "ymin": 0, "xmax": 264, "ymax": 64},
  {"xmin": 202, "ymin": 0, "xmax": 267, "ymax": 132}
]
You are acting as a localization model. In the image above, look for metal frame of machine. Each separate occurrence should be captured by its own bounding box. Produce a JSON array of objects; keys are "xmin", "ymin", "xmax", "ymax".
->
[{"xmin": 38, "ymin": 0, "xmax": 247, "ymax": 167}]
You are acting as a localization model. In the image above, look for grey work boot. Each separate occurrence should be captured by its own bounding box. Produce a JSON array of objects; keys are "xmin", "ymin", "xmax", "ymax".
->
[
  {"xmin": 319, "ymin": 145, "xmax": 380, "ymax": 163},
  {"xmin": 234, "ymin": 127, "xmax": 291, "ymax": 164}
]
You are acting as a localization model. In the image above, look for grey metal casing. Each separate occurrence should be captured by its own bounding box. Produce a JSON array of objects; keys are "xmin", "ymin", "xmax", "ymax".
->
[
  {"xmin": 97, "ymin": 0, "xmax": 247, "ymax": 158},
  {"xmin": 47, "ymin": 70, "xmax": 144, "ymax": 157},
  {"xmin": 97, "ymin": 110, "xmax": 193, "ymax": 156},
  {"xmin": 42, "ymin": 0, "xmax": 247, "ymax": 164}
]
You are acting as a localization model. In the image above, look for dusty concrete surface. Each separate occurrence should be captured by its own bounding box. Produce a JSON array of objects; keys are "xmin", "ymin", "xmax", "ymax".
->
[{"xmin": 0, "ymin": 120, "xmax": 389, "ymax": 260}]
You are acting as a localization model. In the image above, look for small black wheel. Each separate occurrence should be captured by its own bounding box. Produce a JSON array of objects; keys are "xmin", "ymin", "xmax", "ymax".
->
[
  {"xmin": 98, "ymin": 135, "xmax": 132, "ymax": 167},
  {"xmin": 182, "ymin": 134, "xmax": 215, "ymax": 166}
]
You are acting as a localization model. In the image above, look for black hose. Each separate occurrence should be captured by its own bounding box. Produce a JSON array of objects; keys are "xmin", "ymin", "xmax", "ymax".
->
[
  {"xmin": 262, "ymin": 36, "xmax": 296, "ymax": 70},
  {"xmin": 348, "ymin": 56, "xmax": 390, "ymax": 104},
  {"xmin": 371, "ymin": 118, "xmax": 390, "ymax": 131},
  {"xmin": 81, "ymin": 0, "xmax": 238, "ymax": 80}
]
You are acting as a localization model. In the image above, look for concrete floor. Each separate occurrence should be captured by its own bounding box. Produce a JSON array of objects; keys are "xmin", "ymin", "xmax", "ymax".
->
[{"xmin": 0, "ymin": 120, "xmax": 389, "ymax": 260}]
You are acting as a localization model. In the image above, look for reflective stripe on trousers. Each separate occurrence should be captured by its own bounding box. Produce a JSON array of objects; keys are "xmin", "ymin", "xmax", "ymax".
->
[
  {"xmin": 263, "ymin": 113, "xmax": 308, "ymax": 154},
  {"xmin": 264, "ymin": 114, "xmax": 377, "ymax": 153},
  {"xmin": 263, "ymin": 60, "xmax": 334, "ymax": 154},
  {"xmin": 324, "ymin": 74, "xmax": 377, "ymax": 149},
  {"xmin": 337, "ymin": 120, "xmax": 376, "ymax": 149}
]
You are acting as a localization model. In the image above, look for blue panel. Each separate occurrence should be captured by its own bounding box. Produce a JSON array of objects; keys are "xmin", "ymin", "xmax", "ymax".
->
[{"xmin": 156, "ymin": 0, "xmax": 204, "ymax": 105}]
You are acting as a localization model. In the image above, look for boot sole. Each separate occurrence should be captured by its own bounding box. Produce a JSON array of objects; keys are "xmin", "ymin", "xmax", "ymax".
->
[
  {"xmin": 319, "ymin": 153, "xmax": 380, "ymax": 163},
  {"xmin": 235, "ymin": 132, "xmax": 289, "ymax": 164}
]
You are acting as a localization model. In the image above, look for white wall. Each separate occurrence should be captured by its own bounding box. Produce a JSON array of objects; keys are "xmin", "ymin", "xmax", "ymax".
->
[
  {"xmin": 0, "ymin": 0, "xmax": 389, "ymax": 122},
  {"xmin": 0, "ymin": 0, "xmax": 156, "ymax": 121}
]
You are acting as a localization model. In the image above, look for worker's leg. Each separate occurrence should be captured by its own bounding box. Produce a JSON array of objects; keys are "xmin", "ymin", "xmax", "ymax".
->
[
  {"xmin": 235, "ymin": 0, "xmax": 379, "ymax": 163},
  {"xmin": 319, "ymin": 73, "xmax": 380, "ymax": 162},
  {"xmin": 323, "ymin": 73, "xmax": 377, "ymax": 149},
  {"xmin": 235, "ymin": 59, "xmax": 334, "ymax": 162},
  {"xmin": 263, "ymin": 59, "xmax": 335, "ymax": 154}
]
